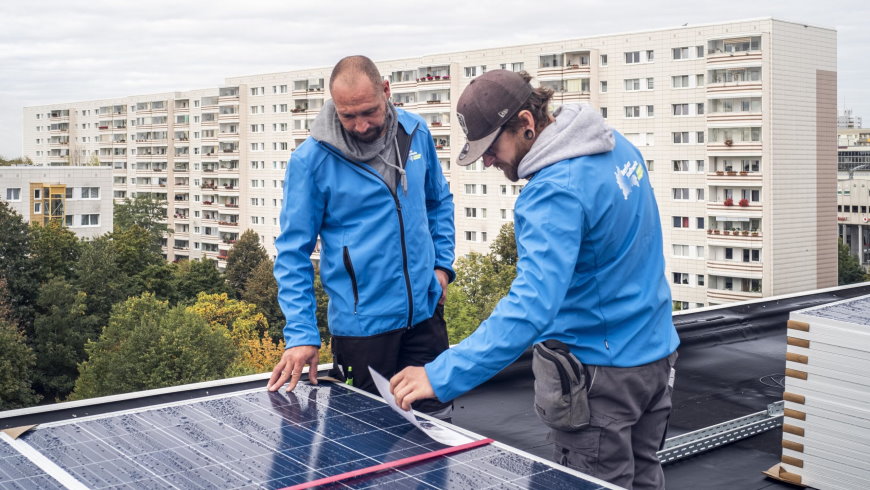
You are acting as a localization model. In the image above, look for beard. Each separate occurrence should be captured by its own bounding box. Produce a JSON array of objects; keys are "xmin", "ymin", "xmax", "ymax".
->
[{"xmin": 350, "ymin": 123, "xmax": 384, "ymax": 143}]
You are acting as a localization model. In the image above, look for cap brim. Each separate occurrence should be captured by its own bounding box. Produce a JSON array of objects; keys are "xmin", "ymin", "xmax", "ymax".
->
[{"xmin": 456, "ymin": 127, "xmax": 502, "ymax": 166}]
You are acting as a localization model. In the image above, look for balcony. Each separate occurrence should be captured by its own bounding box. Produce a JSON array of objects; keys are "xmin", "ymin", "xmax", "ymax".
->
[
  {"xmin": 706, "ymin": 259, "xmax": 763, "ymax": 279},
  {"xmin": 706, "ymin": 287, "xmax": 762, "ymax": 303}
]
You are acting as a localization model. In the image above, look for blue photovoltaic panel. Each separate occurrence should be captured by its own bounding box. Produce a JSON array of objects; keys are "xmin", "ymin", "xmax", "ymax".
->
[
  {"xmin": 0, "ymin": 436, "xmax": 65, "ymax": 490},
  {"xmin": 3, "ymin": 382, "xmax": 608, "ymax": 489}
]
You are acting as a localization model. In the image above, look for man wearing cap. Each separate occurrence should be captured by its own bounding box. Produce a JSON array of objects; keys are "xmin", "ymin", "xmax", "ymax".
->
[
  {"xmin": 391, "ymin": 70, "xmax": 679, "ymax": 489},
  {"xmin": 267, "ymin": 55, "xmax": 456, "ymax": 419}
]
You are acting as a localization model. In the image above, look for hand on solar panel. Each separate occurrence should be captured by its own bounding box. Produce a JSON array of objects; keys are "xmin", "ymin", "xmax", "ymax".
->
[
  {"xmin": 390, "ymin": 366, "xmax": 436, "ymax": 410},
  {"xmin": 266, "ymin": 345, "xmax": 319, "ymax": 392}
]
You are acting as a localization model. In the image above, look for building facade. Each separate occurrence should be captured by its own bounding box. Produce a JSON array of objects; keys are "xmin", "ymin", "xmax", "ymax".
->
[
  {"xmin": 0, "ymin": 166, "xmax": 113, "ymax": 238},
  {"xmin": 22, "ymin": 18, "xmax": 838, "ymax": 308}
]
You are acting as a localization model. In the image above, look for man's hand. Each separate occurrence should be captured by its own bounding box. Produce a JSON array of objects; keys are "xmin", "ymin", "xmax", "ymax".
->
[
  {"xmin": 267, "ymin": 345, "xmax": 319, "ymax": 392},
  {"xmin": 435, "ymin": 269, "xmax": 449, "ymax": 305},
  {"xmin": 390, "ymin": 366, "xmax": 436, "ymax": 411}
]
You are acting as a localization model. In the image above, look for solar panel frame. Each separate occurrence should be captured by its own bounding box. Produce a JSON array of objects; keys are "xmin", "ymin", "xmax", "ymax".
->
[{"xmin": 2, "ymin": 380, "xmax": 617, "ymax": 489}]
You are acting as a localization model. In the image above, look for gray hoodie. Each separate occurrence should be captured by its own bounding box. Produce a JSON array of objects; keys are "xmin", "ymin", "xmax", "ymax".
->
[
  {"xmin": 310, "ymin": 99, "xmax": 406, "ymax": 193},
  {"xmin": 517, "ymin": 103, "xmax": 615, "ymax": 180}
]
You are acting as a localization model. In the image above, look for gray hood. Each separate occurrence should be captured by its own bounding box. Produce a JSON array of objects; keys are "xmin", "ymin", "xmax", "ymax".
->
[{"xmin": 517, "ymin": 103, "xmax": 615, "ymax": 179}]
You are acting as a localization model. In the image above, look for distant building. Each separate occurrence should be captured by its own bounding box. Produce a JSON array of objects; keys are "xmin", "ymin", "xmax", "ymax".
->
[
  {"xmin": 838, "ymin": 108, "xmax": 862, "ymax": 129},
  {"xmin": 22, "ymin": 18, "xmax": 838, "ymax": 307},
  {"xmin": 0, "ymin": 166, "xmax": 113, "ymax": 238}
]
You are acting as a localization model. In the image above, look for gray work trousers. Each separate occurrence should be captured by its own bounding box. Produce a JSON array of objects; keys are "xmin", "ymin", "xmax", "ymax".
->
[{"xmin": 550, "ymin": 351, "xmax": 677, "ymax": 490}]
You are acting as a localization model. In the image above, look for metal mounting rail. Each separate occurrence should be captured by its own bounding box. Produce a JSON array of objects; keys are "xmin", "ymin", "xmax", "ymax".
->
[{"xmin": 657, "ymin": 401, "xmax": 784, "ymax": 465}]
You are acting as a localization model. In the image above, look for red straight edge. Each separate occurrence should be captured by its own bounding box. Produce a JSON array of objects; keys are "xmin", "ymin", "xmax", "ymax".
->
[{"xmin": 282, "ymin": 438, "xmax": 495, "ymax": 490}]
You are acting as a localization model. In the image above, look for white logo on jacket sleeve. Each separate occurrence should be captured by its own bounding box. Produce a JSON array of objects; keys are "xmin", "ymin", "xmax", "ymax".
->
[{"xmin": 614, "ymin": 160, "xmax": 645, "ymax": 200}]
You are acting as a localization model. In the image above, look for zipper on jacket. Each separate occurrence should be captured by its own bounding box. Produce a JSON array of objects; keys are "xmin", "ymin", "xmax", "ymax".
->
[
  {"xmin": 342, "ymin": 246, "xmax": 359, "ymax": 313},
  {"xmin": 534, "ymin": 345, "xmax": 571, "ymax": 396},
  {"xmin": 320, "ymin": 143, "xmax": 415, "ymax": 327}
]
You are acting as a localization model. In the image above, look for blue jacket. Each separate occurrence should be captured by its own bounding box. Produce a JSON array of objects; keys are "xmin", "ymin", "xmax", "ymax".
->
[
  {"xmin": 274, "ymin": 108, "xmax": 455, "ymax": 348},
  {"xmin": 426, "ymin": 118, "xmax": 679, "ymax": 402}
]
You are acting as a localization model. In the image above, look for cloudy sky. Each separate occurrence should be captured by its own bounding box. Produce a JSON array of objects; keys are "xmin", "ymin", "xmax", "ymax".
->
[{"xmin": 1, "ymin": 0, "xmax": 867, "ymax": 158}]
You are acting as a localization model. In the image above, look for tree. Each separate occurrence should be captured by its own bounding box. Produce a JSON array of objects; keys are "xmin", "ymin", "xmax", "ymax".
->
[
  {"xmin": 443, "ymin": 285, "xmax": 480, "ymax": 344},
  {"xmin": 113, "ymin": 195, "xmax": 169, "ymax": 242},
  {"xmin": 0, "ymin": 280, "xmax": 40, "ymax": 410},
  {"xmin": 242, "ymin": 258, "xmax": 284, "ymax": 343},
  {"xmin": 0, "ymin": 202, "xmax": 38, "ymax": 331},
  {"xmin": 71, "ymin": 293, "xmax": 237, "ymax": 400},
  {"xmin": 31, "ymin": 276, "xmax": 100, "ymax": 401},
  {"xmin": 313, "ymin": 262, "xmax": 331, "ymax": 346},
  {"xmin": 0, "ymin": 155, "xmax": 33, "ymax": 166},
  {"xmin": 225, "ymin": 229, "xmax": 268, "ymax": 297},
  {"xmin": 187, "ymin": 293, "xmax": 282, "ymax": 376},
  {"xmin": 111, "ymin": 224, "xmax": 164, "ymax": 275},
  {"xmin": 490, "ymin": 222, "xmax": 518, "ymax": 268},
  {"xmin": 29, "ymin": 221, "xmax": 82, "ymax": 283},
  {"xmin": 839, "ymin": 238, "xmax": 867, "ymax": 285},
  {"xmin": 173, "ymin": 259, "xmax": 228, "ymax": 302},
  {"xmin": 74, "ymin": 236, "xmax": 134, "ymax": 325}
]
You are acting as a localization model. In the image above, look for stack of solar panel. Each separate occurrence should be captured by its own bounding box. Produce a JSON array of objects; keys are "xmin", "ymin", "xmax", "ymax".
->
[{"xmin": 777, "ymin": 294, "xmax": 870, "ymax": 489}]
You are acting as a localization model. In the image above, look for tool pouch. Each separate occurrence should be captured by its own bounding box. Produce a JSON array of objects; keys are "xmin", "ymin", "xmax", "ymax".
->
[{"xmin": 532, "ymin": 339, "xmax": 590, "ymax": 432}]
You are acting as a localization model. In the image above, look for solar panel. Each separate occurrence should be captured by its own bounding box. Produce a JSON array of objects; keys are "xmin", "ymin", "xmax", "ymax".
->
[{"xmin": 2, "ymin": 381, "xmax": 614, "ymax": 489}]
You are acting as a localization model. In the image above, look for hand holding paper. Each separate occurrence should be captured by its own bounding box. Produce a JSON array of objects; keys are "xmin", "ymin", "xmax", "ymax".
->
[{"xmin": 369, "ymin": 367, "xmax": 473, "ymax": 446}]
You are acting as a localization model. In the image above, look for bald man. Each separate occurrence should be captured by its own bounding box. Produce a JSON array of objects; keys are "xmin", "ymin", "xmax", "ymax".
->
[{"xmin": 267, "ymin": 55, "xmax": 456, "ymax": 418}]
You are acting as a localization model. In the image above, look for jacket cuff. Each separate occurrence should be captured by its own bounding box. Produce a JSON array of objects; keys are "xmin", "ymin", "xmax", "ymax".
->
[
  {"xmin": 283, "ymin": 323, "xmax": 323, "ymax": 350},
  {"xmin": 434, "ymin": 265, "xmax": 456, "ymax": 284}
]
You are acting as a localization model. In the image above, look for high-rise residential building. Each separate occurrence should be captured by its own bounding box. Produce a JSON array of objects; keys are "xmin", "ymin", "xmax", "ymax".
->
[
  {"xmin": 21, "ymin": 18, "xmax": 837, "ymax": 308},
  {"xmin": 0, "ymin": 166, "xmax": 113, "ymax": 238},
  {"xmin": 837, "ymin": 127, "xmax": 870, "ymax": 267},
  {"xmin": 838, "ymin": 108, "xmax": 863, "ymax": 129}
]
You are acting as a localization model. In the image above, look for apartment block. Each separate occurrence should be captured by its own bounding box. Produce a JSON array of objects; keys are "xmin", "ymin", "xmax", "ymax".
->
[
  {"xmin": 0, "ymin": 166, "xmax": 113, "ymax": 238},
  {"xmin": 22, "ymin": 18, "xmax": 837, "ymax": 308},
  {"xmin": 837, "ymin": 127, "xmax": 870, "ymax": 267}
]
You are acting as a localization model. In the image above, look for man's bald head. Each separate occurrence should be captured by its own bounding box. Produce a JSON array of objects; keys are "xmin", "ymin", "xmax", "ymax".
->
[{"xmin": 329, "ymin": 55, "xmax": 383, "ymax": 93}]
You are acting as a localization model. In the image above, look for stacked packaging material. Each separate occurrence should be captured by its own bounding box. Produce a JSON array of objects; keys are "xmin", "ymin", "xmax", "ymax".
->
[{"xmin": 776, "ymin": 294, "xmax": 870, "ymax": 489}]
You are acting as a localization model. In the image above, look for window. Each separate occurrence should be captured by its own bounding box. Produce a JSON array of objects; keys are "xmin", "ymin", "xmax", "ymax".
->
[
  {"xmin": 672, "ymin": 216, "xmax": 689, "ymax": 228},
  {"xmin": 696, "ymin": 188, "xmax": 705, "ymax": 201},
  {"xmin": 673, "ymin": 47, "xmax": 690, "ymax": 60},
  {"xmin": 600, "ymin": 54, "xmax": 608, "ymax": 66},
  {"xmin": 600, "ymin": 81, "xmax": 608, "ymax": 93},
  {"xmin": 673, "ymin": 160, "xmax": 689, "ymax": 172},
  {"xmin": 725, "ymin": 248, "xmax": 733, "ymax": 260},
  {"xmin": 465, "ymin": 231, "xmax": 477, "ymax": 241},
  {"xmin": 646, "ymin": 105, "xmax": 654, "ymax": 117},
  {"xmin": 697, "ymin": 274, "xmax": 705, "ymax": 286},
  {"xmin": 696, "ymin": 103, "xmax": 705, "ymax": 115},
  {"xmin": 696, "ymin": 217, "xmax": 705, "ymax": 229},
  {"xmin": 624, "ymin": 79, "xmax": 640, "ymax": 91},
  {"xmin": 81, "ymin": 187, "xmax": 99, "ymax": 199},
  {"xmin": 625, "ymin": 51, "xmax": 640, "ymax": 64},
  {"xmin": 672, "ymin": 188, "xmax": 689, "ymax": 200},
  {"xmin": 465, "ymin": 207, "xmax": 477, "ymax": 218},
  {"xmin": 65, "ymin": 215, "xmax": 73, "ymax": 226},
  {"xmin": 673, "ymin": 244, "xmax": 690, "ymax": 257},
  {"xmin": 81, "ymin": 214, "xmax": 99, "ymax": 226},
  {"xmin": 672, "ymin": 75, "xmax": 690, "ymax": 88},
  {"xmin": 672, "ymin": 104, "xmax": 689, "ymax": 116},
  {"xmin": 600, "ymin": 107, "xmax": 608, "ymax": 118},
  {"xmin": 465, "ymin": 65, "xmax": 486, "ymax": 77},
  {"xmin": 646, "ymin": 160, "xmax": 654, "ymax": 171},
  {"xmin": 510, "ymin": 62, "xmax": 524, "ymax": 72},
  {"xmin": 5, "ymin": 188, "xmax": 20, "ymax": 201},
  {"xmin": 65, "ymin": 188, "xmax": 73, "ymax": 199},
  {"xmin": 696, "ymin": 131, "xmax": 705, "ymax": 143},
  {"xmin": 696, "ymin": 74, "xmax": 705, "ymax": 87},
  {"xmin": 696, "ymin": 160, "xmax": 705, "ymax": 172},
  {"xmin": 696, "ymin": 46, "xmax": 705, "ymax": 58},
  {"xmin": 481, "ymin": 232, "xmax": 488, "ymax": 242},
  {"xmin": 34, "ymin": 189, "xmax": 41, "ymax": 199},
  {"xmin": 464, "ymin": 184, "xmax": 477, "ymax": 194},
  {"xmin": 672, "ymin": 273, "xmax": 689, "ymax": 285},
  {"xmin": 624, "ymin": 106, "xmax": 640, "ymax": 118},
  {"xmin": 696, "ymin": 246, "xmax": 705, "ymax": 259},
  {"xmin": 673, "ymin": 132, "xmax": 690, "ymax": 144},
  {"xmin": 645, "ymin": 50, "xmax": 654, "ymax": 62}
]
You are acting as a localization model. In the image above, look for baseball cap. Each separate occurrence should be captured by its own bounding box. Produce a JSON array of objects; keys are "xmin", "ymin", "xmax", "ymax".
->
[{"xmin": 456, "ymin": 70, "xmax": 533, "ymax": 166}]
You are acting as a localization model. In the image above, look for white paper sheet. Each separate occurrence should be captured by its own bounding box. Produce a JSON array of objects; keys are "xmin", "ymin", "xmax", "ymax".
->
[{"xmin": 368, "ymin": 367, "xmax": 475, "ymax": 447}]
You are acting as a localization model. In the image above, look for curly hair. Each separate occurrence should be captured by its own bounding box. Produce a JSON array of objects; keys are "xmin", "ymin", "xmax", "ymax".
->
[{"xmin": 502, "ymin": 71, "xmax": 554, "ymax": 134}]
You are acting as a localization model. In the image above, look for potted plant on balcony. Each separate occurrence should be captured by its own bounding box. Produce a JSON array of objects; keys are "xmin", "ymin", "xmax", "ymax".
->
[
  {"xmin": 443, "ymin": 75, "xmax": 450, "ymax": 80},
  {"xmin": 716, "ymin": 170, "xmax": 725, "ymax": 176},
  {"xmin": 751, "ymin": 229, "xmax": 759, "ymax": 236},
  {"xmin": 724, "ymin": 198, "xmax": 734, "ymax": 206},
  {"xmin": 724, "ymin": 139, "xmax": 734, "ymax": 146},
  {"xmin": 738, "ymin": 198, "xmax": 749, "ymax": 207},
  {"xmin": 713, "ymin": 229, "xmax": 721, "ymax": 235},
  {"xmin": 739, "ymin": 170, "xmax": 749, "ymax": 176},
  {"xmin": 707, "ymin": 228, "xmax": 713, "ymax": 234},
  {"xmin": 741, "ymin": 230, "xmax": 750, "ymax": 236}
]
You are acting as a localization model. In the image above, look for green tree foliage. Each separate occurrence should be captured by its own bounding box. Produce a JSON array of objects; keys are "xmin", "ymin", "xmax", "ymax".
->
[
  {"xmin": 111, "ymin": 224, "xmax": 164, "ymax": 275},
  {"xmin": 113, "ymin": 195, "xmax": 169, "ymax": 242},
  {"xmin": 71, "ymin": 293, "xmax": 237, "ymax": 400},
  {"xmin": 313, "ymin": 264, "xmax": 331, "ymax": 345},
  {"xmin": 445, "ymin": 223, "xmax": 518, "ymax": 343},
  {"xmin": 0, "ymin": 280, "xmax": 40, "ymax": 410},
  {"xmin": 0, "ymin": 155, "xmax": 33, "ymax": 166},
  {"xmin": 225, "ymin": 229, "xmax": 268, "ymax": 296},
  {"xmin": 839, "ymin": 238, "xmax": 867, "ymax": 285},
  {"xmin": 30, "ymin": 221, "xmax": 82, "ymax": 283},
  {"xmin": 31, "ymin": 276, "xmax": 100, "ymax": 401},
  {"xmin": 73, "ymin": 236, "xmax": 133, "ymax": 324},
  {"xmin": 242, "ymin": 258, "xmax": 284, "ymax": 343},
  {"xmin": 173, "ymin": 259, "xmax": 228, "ymax": 301},
  {"xmin": 0, "ymin": 202, "xmax": 38, "ymax": 330}
]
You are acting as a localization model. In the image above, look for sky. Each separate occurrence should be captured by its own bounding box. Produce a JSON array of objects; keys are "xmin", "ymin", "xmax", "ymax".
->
[{"xmin": 1, "ymin": 0, "xmax": 868, "ymax": 158}]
